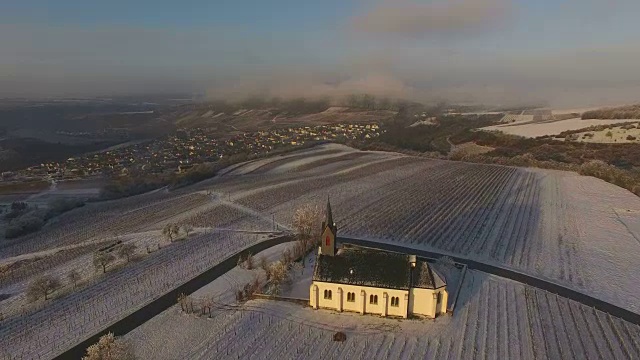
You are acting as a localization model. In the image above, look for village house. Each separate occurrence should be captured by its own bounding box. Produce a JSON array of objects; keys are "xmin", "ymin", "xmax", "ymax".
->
[{"xmin": 310, "ymin": 199, "xmax": 448, "ymax": 318}]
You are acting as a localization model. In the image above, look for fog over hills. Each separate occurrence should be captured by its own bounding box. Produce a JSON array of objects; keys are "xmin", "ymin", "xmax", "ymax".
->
[{"xmin": 2, "ymin": 0, "xmax": 640, "ymax": 107}]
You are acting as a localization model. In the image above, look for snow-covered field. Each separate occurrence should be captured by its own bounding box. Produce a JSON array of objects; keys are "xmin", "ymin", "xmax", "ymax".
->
[
  {"xmin": 482, "ymin": 118, "xmax": 639, "ymax": 137},
  {"xmin": 4, "ymin": 143, "xmax": 640, "ymax": 358},
  {"xmin": 563, "ymin": 123, "xmax": 640, "ymax": 143},
  {"xmin": 126, "ymin": 270, "xmax": 640, "ymax": 360},
  {"xmin": 225, "ymin": 153, "xmax": 640, "ymax": 314}
]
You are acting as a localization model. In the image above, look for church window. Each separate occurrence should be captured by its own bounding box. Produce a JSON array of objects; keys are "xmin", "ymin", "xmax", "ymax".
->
[
  {"xmin": 325, "ymin": 236, "xmax": 331, "ymax": 246},
  {"xmin": 347, "ymin": 292, "xmax": 355, "ymax": 302},
  {"xmin": 391, "ymin": 296, "xmax": 399, "ymax": 307},
  {"xmin": 324, "ymin": 289, "xmax": 332, "ymax": 300},
  {"xmin": 369, "ymin": 294, "xmax": 378, "ymax": 305}
]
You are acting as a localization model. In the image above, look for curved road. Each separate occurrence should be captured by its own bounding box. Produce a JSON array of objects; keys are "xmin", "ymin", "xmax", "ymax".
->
[
  {"xmin": 340, "ymin": 236, "xmax": 640, "ymax": 326},
  {"xmin": 56, "ymin": 235, "xmax": 640, "ymax": 359}
]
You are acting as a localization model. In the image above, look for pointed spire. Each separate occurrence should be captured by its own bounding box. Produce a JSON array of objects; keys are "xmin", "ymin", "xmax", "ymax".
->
[{"xmin": 326, "ymin": 195, "xmax": 334, "ymax": 227}]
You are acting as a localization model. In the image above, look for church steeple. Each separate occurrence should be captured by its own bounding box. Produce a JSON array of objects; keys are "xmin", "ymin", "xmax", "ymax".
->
[
  {"xmin": 325, "ymin": 195, "xmax": 334, "ymax": 229},
  {"xmin": 320, "ymin": 196, "xmax": 337, "ymax": 256}
]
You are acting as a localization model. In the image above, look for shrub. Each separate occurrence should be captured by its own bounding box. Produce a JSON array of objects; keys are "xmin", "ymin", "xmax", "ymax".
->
[
  {"xmin": 267, "ymin": 261, "xmax": 289, "ymax": 295},
  {"xmin": 82, "ymin": 332, "xmax": 135, "ymax": 360}
]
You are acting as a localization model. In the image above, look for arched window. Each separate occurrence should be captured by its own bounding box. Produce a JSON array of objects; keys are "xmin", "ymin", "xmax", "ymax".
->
[
  {"xmin": 347, "ymin": 292, "xmax": 355, "ymax": 302},
  {"xmin": 325, "ymin": 236, "xmax": 331, "ymax": 246},
  {"xmin": 370, "ymin": 294, "xmax": 378, "ymax": 305},
  {"xmin": 391, "ymin": 296, "xmax": 399, "ymax": 307},
  {"xmin": 324, "ymin": 289, "xmax": 332, "ymax": 300}
]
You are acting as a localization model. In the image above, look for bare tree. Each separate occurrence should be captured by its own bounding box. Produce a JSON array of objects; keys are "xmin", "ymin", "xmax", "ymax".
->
[
  {"xmin": 259, "ymin": 255, "xmax": 269, "ymax": 274},
  {"xmin": 201, "ymin": 297, "xmax": 213, "ymax": 317},
  {"xmin": 245, "ymin": 253, "xmax": 254, "ymax": 270},
  {"xmin": 177, "ymin": 293, "xmax": 187, "ymax": 312},
  {"xmin": 68, "ymin": 269, "xmax": 81, "ymax": 289},
  {"xmin": 82, "ymin": 332, "xmax": 135, "ymax": 360},
  {"xmin": 293, "ymin": 204, "xmax": 322, "ymax": 239},
  {"xmin": 281, "ymin": 248, "xmax": 293, "ymax": 266},
  {"xmin": 237, "ymin": 254, "xmax": 246, "ymax": 269},
  {"xmin": 162, "ymin": 223, "xmax": 180, "ymax": 242},
  {"xmin": 27, "ymin": 275, "xmax": 62, "ymax": 301},
  {"xmin": 293, "ymin": 204, "xmax": 322, "ymax": 266},
  {"xmin": 117, "ymin": 243, "xmax": 137, "ymax": 263},
  {"xmin": 181, "ymin": 225, "xmax": 194, "ymax": 238},
  {"xmin": 93, "ymin": 251, "xmax": 115, "ymax": 273}
]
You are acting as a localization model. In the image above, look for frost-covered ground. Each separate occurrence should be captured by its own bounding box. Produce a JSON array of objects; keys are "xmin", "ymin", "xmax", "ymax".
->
[
  {"xmin": 482, "ymin": 118, "xmax": 639, "ymax": 137},
  {"xmin": 221, "ymin": 153, "xmax": 640, "ymax": 314},
  {"xmin": 5, "ymin": 143, "xmax": 640, "ymax": 358},
  {"xmin": 280, "ymin": 251, "xmax": 315, "ymax": 299},
  {"xmin": 126, "ymin": 270, "xmax": 640, "ymax": 360}
]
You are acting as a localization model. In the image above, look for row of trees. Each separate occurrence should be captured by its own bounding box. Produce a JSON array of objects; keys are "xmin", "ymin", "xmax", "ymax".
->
[
  {"xmin": 161, "ymin": 223, "xmax": 193, "ymax": 242},
  {"xmin": 582, "ymin": 105, "xmax": 640, "ymax": 120},
  {"xmin": 93, "ymin": 242, "xmax": 138, "ymax": 274},
  {"xmin": 25, "ymin": 242, "xmax": 139, "ymax": 303}
]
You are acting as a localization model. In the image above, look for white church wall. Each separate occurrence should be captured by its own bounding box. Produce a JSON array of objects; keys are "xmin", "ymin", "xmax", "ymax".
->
[
  {"xmin": 311, "ymin": 281, "xmax": 409, "ymax": 318},
  {"xmin": 409, "ymin": 287, "xmax": 448, "ymax": 318}
]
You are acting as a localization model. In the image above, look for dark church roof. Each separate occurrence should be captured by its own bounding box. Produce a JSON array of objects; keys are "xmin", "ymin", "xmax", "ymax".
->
[{"xmin": 313, "ymin": 246, "xmax": 445, "ymax": 290}]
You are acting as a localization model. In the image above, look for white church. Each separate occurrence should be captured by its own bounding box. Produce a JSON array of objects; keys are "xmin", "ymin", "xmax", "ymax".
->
[{"xmin": 309, "ymin": 199, "xmax": 448, "ymax": 319}]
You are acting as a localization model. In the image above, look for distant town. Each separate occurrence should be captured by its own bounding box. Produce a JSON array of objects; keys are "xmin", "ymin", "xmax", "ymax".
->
[{"xmin": 1, "ymin": 124, "xmax": 381, "ymax": 182}]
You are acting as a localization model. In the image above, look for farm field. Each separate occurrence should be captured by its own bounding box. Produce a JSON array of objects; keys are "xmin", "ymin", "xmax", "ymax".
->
[
  {"xmin": 3, "ymin": 143, "xmax": 640, "ymax": 358},
  {"xmin": 562, "ymin": 122, "xmax": 640, "ymax": 143},
  {"xmin": 481, "ymin": 118, "xmax": 639, "ymax": 137},
  {"xmin": 0, "ymin": 230, "xmax": 273, "ymax": 359},
  {"xmin": 126, "ymin": 270, "xmax": 640, "ymax": 360},
  {"xmin": 236, "ymin": 154, "xmax": 640, "ymax": 313}
]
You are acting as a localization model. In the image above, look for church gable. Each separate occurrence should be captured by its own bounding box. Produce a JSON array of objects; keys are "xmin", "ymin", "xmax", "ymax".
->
[{"xmin": 322, "ymin": 227, "xmax": 334, "ymax": 247}]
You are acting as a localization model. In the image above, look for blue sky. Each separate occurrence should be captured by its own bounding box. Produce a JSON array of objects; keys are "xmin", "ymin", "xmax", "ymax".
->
[{"xmin": 2, "ymin": 0, "xmax": 640, "ymax": 106}]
